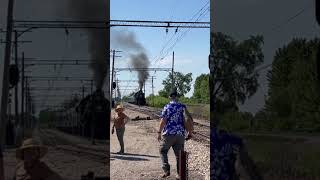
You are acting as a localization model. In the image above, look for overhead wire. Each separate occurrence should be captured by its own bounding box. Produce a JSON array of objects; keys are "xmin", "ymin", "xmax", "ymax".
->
[{"xmin": 151, "ymin": 0, "xmax": 210, "ymax": 66}]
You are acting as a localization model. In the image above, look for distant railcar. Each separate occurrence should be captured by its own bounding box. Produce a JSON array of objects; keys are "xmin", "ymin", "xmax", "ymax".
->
[{"xmin": 56, "ymin": 89, "xmax": 110, "ymax": 140}]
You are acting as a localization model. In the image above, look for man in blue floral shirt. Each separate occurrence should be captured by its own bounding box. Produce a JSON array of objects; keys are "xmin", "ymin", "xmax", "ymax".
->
[{"xmin": 157, "ymin": 89, "xmax": 193, "ymax": 179}]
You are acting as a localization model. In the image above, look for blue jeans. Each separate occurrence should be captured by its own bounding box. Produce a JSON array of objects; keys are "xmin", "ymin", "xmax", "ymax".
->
[{"xmin": 159, "ymin": 135, "xmax": 185, "ymax": 174}]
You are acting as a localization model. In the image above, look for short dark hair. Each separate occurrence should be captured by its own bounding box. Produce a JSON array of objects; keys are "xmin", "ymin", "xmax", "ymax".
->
[{"xmin": 169, "ymin": 89, "xmax": 178, "ymax": 97}]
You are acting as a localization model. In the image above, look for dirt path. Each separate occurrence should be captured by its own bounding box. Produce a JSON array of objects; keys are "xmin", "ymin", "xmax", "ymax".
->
[
  {"xmin": 4, "ymin": 129, "xmax": 109, "ymax": 180},
  {"xmin": 110, "ymin": 109, "xmax": 209, "ymax": 180}
]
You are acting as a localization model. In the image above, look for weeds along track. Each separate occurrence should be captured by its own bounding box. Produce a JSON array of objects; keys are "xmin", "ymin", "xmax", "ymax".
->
[
  {"xmin": 123, "ymin": 103, "xmax": 210, "ymax": 146},
  {"xmin": 38, "ymin": 129, "xmax": 108, "ymax": 164}
]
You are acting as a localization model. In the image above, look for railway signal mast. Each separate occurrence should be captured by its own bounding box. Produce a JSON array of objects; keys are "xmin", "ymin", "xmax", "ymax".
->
[
  {"xmin": 0, "ymin": 0, "xmax": 15, "ymax": 178},
  {"xmin": 316, "ymin": 0, "xmax": 320, "ymax": 82}
]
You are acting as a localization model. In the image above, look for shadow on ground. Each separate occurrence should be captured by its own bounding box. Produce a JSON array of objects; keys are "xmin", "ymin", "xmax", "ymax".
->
[
  {"xmin": 111, "ymin": 154, "xmax": 150, "ymax": 161},
  {"xmin": 110, "ymin": 152, "xmax": 159, "ymax": 158}
]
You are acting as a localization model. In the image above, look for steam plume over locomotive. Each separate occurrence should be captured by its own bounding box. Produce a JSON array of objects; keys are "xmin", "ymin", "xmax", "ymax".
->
[
  {"xmin": 66, "ymin": 0, "xmax": 108, "ymax": 91},
  {"xmin": 130, "ymin": 53, "xmax": 150, "ymax": 89},
  {"xmin": 61, "ymin": 0, "xmax": 110, "ymax": 140},
  {"xmin": 113, "ymin": 31, "xmax": 150, "ymax": 89}
]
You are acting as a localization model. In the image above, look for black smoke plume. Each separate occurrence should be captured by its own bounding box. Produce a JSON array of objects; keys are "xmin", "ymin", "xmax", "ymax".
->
[
  {"xmin": 112, "ymin": 31, "xmax": 150, "ymax": 89},
  {"xmin": 67, "ymin": 0, "xmax": 108, "ymax": 90},
  {"xmin": 130, "ymin": 53, "xmax": 150, "ymax": 89}
]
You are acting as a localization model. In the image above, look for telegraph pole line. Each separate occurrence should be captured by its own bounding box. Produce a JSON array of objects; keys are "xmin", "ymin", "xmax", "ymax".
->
[
  {"xmin": 114, "ymin": 70, "xmax": 117, "ymax": 101},
  {"xmin": 82, "ymin": 85, "xmax": 85, "ymax": 99},
  {"xmin": 26, "ymin": 80, "xmax": 30, "ymax": 129},
  {"xmin": 110, "ymin": 50, "xmax": 122, "ymax": 107},
  {"xmin": 90, "ymin": 80, "xmax": 93, "ymax": 94},
  {"xmin": 21, "ymin": 52, "xmax": 25, "ymax": 137},
  {"xmin": 24, "ymin": 76, "xmax": 28, "ymax": 131},
  {"xmin": 151, "ymin": 76, "xmax": 155, "ymax": 107},
  {"xmin": 111, "ymin": 50, "xmax": 115, "ymax": 106},
  {"xmin": 172, "ymin": 51, "xmax": 175, "ymax": 90},
  {"xmin": 0, "ymin": 0, "xmax": 15, "ymax": 178},
  {"xmin": 14, "ymin": 30, "xmax": 19, "ymax": 129}
]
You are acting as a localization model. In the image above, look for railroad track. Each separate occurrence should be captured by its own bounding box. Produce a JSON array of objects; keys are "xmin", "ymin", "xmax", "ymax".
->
[
  {"xmin": 123, "ymin": 103, "xmax": 210, "ymax": 146},
  {"xmin": 38, "ymin": 129, "xmax": 108, "ymax": 164},
  {"xmin": 124, "ymin": 103, "xmax": 161, "ymax": 119}
]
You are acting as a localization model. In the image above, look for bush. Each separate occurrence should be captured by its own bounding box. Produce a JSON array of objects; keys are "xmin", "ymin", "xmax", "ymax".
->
[
  {"xmin": 146, "ymin": 95, "xmax": 169, "ymax": 108},
  {"xmin": 220, "ymin": 111, "xmax": 253, "ymax": 131}
]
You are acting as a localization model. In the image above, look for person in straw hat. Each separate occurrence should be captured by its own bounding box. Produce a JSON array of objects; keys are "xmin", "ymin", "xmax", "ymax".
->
[
  {"xmin": 112, "ymin": 104, "xmax": 130, "ymax": 154},
  {"xmin": 13, "ymin": 138, "xmax": 63, "ymax": 180}
]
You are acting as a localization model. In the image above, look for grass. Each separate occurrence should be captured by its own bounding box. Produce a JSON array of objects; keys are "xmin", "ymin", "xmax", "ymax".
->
[
  {"xmin": 241, "ymin": 134, "xmax": 320, "ymax": 179},
  {"xmin": 186, "ymin": 104, "xmax": 209, "ymax": 120},
  {"xmin": 146, "ymin": 96, "xmax": 210, "ymax": 120}
]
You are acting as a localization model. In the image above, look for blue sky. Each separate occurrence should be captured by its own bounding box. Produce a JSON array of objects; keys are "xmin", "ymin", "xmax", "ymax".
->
[{"xmin": 110, "ymin": 0, "xmax": 210, "ymax": 97}]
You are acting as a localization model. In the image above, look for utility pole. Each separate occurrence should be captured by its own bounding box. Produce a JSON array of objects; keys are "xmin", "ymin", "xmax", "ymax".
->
[
  {"xmin": 14, "ymin": 30, "xmax": 19, "ymax": 130},
  {"xmin": 0, "ymin": 0, "xmax": 16, "ymax": 179},
  {"xmin": 152, "ymin": 76, "xmax": 155, "ymax": 107},
  {"xmin": 116, "ymin": 78, "xmax": 121, "ymax": 101},
  {"xmin": 114, "ymin": 72, "xmax": 117, "ymax": 101},
  {"xmin": 82, "ymin": 85, "xmax": 85, "ymax": 99},
  {"xmin": 111, "ymin": 50, "xmax": 115, "ymax": 107},
  {"xmin": 21, "ymin": 52, "xmax": 25, "ymax": 136},
  {"xmin": 25, "ymin": 76, "xmax": 28, "ymax": 130},
  {"xmin": 90, "ymin": 80, "xmax": 93, "ymax": 94},
  {"xmin": 172, "ymin": 51, "xmax": 175, "ymax": 90}
]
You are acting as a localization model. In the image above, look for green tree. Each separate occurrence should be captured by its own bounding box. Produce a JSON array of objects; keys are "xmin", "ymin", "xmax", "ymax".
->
[
  {"xmin": 209, "ymin": 32, "xmax": 264, "ymax": 125},
  {"xmin": 159, "ymin": 72, "xmax": 193, "ymax": 97},
  {"xmin": 193, "ymin": 74, "xmax": 209, "ymax": 103},
  {"xmin": 266, "ymin": 38, "xmax": 320, "ymax": 131}
]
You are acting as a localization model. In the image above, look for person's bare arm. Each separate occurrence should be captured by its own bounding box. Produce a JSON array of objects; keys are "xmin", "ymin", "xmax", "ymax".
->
[
  {"xmin": 184, "ymin": 107, "xmax": 194, "ymax": 136},
  {"xmin": 184, "ymin": 108, "xmax": 193, "ymax": 122},
  {"xmin": 124, "ymin": 114, "xmax": 131, "ymax": 124},
  {"xmin": 157, "ymin": 118, "xmax": 166, "ymax": 141},
  {"xmin": 158, "ymin": 118, "xmax": 166, "ymax": 132}
]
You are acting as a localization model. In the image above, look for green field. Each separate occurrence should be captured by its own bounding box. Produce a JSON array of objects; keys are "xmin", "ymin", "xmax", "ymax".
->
[
  {"xmin": 239, "ymin": 133, "xmax": 320, "ymax": 179},
  {"xmin": 146, "ymin": 96, "xmax": 210, "ymax": 120}
]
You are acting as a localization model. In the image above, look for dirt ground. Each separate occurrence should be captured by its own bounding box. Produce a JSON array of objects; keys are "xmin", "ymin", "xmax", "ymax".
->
[
  {"xmin": 110, "ymin": 108, "xmax": 209, "ymax": 180},
  {"xmin": 3, "ymin": 108, "xmax": 209, "ymax": 180},
  {"xmin": 3, "ymin": 128, "xmax": 108, "ymax": 180}
]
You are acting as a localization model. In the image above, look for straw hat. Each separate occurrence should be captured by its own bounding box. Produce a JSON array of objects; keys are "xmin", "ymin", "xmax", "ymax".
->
[
  {"xmin": 115, "ymin": 104, "xmax": 124, "ymax": 112},
  {"xmin": 16, "ymin": 138, "xmax": 48, "ymax": 160}
]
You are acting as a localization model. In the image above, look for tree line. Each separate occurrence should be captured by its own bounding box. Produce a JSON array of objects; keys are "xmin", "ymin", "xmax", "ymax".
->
[{"xmin": 211, "ymin": 32, "xmax": 320, "ymax": 132}]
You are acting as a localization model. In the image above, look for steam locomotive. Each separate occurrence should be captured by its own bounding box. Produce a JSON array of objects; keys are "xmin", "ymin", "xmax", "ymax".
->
[
  {"xmin": 128, "ymin": 89, "xmax": 147, "ymax": 106},
  {"xmin": 55, "ymin": 89, "xmax": 110, "ymax": 140}
]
